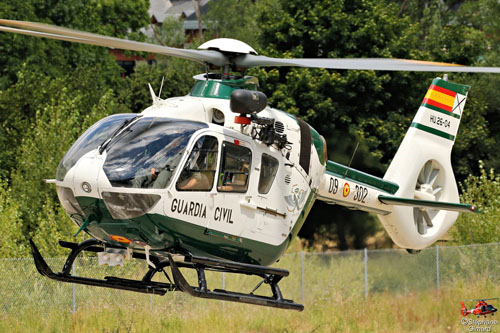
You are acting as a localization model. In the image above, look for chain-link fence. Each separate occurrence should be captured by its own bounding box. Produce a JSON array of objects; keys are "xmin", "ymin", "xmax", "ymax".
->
[{"xmin": 1, "ymin": 242, "xmax": 499, "ymax": 314}]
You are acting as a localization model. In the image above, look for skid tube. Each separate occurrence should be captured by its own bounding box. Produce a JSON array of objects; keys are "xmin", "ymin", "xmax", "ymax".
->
[{"xmin": 30, "ymin": 239, "xmax": 304, "ymax": 311}]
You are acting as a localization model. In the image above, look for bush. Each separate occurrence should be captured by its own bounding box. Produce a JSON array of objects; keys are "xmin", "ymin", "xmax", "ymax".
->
[
  {"xmin": 2, "ymin": 79, "xmax": 121, "ymax": 257},
  {"xmin": 451, "ymin": 161, "xmax": 500, "ymax": 244}
]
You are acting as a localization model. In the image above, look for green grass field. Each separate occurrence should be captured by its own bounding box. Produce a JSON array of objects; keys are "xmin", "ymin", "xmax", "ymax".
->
[
  {"xmin": 1, "ymin": 278, "xmax": 497, "ymax": 332},
  {"xmin": 1, "ymin": 244, "xmax": 499, "ymax": 332}
]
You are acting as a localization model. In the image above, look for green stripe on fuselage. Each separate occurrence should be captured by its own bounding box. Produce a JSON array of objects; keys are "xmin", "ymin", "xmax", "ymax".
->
[
  {"xmin": 326, "ymin": 161, "xmax": 399, "ymax": 194},
  {"xmin": 75, "ymin": 196, "xmax": 291, "ymax": 266}
]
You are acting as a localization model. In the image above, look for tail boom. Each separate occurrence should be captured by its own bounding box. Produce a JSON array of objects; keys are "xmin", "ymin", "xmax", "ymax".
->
[{"xmin": 317, "ymin": 78, "xmax": 474, "ymax": 251}]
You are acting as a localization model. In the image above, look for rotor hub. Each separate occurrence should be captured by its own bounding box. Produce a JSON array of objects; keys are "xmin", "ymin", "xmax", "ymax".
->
[
  {"xmin": 414, "ymin": 184, "xmax": 436, "ymax": 202},
  {"xmin": 198, "ymin": 38, "xmax": 257, "ymax": 55}
]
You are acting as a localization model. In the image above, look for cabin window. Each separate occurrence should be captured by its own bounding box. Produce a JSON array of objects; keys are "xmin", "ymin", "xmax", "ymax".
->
[
  {"xmin": 176, "ymin": 136, "xmax": 219, "ymax": 191},
  {"xmin": 217, "ymin": 141, "xmax": 252, "ymax": 193},
  {"xmin": 258, "ymin": 154, "xmax": 279, "ymax": 194}
]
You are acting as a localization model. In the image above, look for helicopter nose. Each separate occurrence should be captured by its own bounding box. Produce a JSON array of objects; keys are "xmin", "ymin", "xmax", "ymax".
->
[{"xmin": 72, "ymin": 151, "xmax": 105, "ymax": 198}]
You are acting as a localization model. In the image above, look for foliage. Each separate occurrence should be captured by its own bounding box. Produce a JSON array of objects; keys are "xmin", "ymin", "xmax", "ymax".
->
[
  {"xmin": 205, "ymin": 0, "xmax": 260, "ymax": 47},
  {"xmin": 0, "ymin": 65, "xmax": 124, "ymax": 179},
  {"xmin": 0, "ymin": 180, "xmax": 26, "ymax": 257},
  {"xmin": 299, "ymin": 201, "xmax": 382, "ymax": 250},
  {"xmin": 0, "ymin": 0, "xmax": 150, "ymax": 90},
  {"xmin": 254, "ymin": 0, "xmax": 427, "ymax": 245},
  {"xmin": 0, "ymin": 72, "xmax": 121, "ymax": 256},
  {"xmin": 150, "ymin": 16, "xmax": 188, "ymax": 48},
  {"xmin": 116, "ymin": 57, "xmax": 202, "ymax": 113},
  {"xmin": 451, "ymin": 162, "xmax": 500, "ymax": 244},
  {"xmin": 254, "ymin": 0, "xmax": 500, "ymax": 246}
]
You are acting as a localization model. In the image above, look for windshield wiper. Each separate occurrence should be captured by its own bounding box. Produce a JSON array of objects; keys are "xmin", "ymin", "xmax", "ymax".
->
[{"xmin": 99, "ymin": 115, "xmax": 142, "ymax": 154}]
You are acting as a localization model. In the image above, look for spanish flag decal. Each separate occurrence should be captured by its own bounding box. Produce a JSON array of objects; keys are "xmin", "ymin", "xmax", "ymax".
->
[
  {"xmin": 410, "ymin": 78, "xmax": 470, "ymax": 141},
  {"xmin": 422, "ymin": 84, "xmax": 456, "ymax": 112},
  {"xmin": 420, "ymin": 78, "xmax": 469, "ymax": 118}
]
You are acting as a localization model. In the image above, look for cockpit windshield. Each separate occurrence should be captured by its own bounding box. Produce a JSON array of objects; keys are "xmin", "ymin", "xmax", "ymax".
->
[
  {"xmin": 103, "ymin": 118, "xmax": 207, "ymax": 189},
  {"xmin": 57, "ymin": 113, "xmax": 138, "ymax": 181}
]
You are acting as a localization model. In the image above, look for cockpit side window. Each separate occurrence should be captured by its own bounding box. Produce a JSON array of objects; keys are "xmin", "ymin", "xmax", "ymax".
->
[
  {"xmin": 217, "ymin": 141, "xmax": 252, "ymax": 193},
  {"xmin": 258, "ymin": 154, "xmax": 279, "ymax": 194},
  {"xmin": 176, "ymin": 136, "xmax": 218, "ymax": 191}
]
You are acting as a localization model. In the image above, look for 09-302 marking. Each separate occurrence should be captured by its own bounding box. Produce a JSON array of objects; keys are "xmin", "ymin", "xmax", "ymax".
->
[
  {"xmin": 328, "ymin": 177, "xmax": 368, "ymax": 203},
  {"xmin": 353, "ymin": 185, "xmax": 368, "ymax": 203}
]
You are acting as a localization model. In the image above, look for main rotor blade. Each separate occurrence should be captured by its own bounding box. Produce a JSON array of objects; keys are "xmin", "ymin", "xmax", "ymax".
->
[
  {"xmin": 3, "ymin": 19, "xmax": 500, "ymax": 73},
  {"xmin": 0, "ymin": 19, "xmax": 226, "ymax": 66},
  {"xmin": 0, "ymin": 26, "xmax": 118, "ymax": 47},
  {"xmin": 236, "ymin": 54, "xmax": 500, "ymax": 73}
]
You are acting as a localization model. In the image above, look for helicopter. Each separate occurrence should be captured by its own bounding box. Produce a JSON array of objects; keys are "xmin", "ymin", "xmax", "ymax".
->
[
  {"xmin": 461, "ymin": 299, "xmax": 498, "ymax": 317},
  {"xmin": 0, "ymin": 19, "xmax": 499, "ymax": 312}
]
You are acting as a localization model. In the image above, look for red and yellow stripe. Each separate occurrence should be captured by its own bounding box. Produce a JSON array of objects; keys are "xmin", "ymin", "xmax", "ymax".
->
[{"xmin": 422, "ymin": 84, "xmax": 457, "ymax": 112}]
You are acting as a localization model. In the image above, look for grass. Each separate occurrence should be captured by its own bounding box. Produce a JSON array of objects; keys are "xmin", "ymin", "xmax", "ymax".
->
[
  {"xmin": 1, "ymin": 243, "xmax": 500, "ymax": 332},
  {"xmin": 1, "ymin": 278, "xmax": 498, "ymax": 332}
]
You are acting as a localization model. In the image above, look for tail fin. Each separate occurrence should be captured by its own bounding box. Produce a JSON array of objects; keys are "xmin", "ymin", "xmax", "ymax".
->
[
  {"xmin": 378, "ymin": 77, "xmax": 470, "ymax": 250},
  {"xmin": 461, "ymin": 301, "xmax": 468, "ymax": 316}
]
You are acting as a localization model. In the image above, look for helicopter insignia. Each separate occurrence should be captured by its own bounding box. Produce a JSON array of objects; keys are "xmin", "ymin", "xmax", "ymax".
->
[{"xmin": 284, "ymin": 186, "xmax": 307, "ymax": 213}]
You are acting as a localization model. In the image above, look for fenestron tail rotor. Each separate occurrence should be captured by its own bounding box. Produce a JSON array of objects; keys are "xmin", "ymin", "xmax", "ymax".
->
[
  {"xmin": 413, "ymin": 160, "xmax": 443, "ymax": 235},
  {"xmin": 1, "ymin": 19, "xmax": 500, "ymax": 73}
]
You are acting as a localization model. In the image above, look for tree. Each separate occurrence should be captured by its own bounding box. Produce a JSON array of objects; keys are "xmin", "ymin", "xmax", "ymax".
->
[
  {"xmin": 0, "ymin": 71, "xmax": 122, "ymax": 256},
  {"xmin": 451, "ymin": 162, "xmax": 500, "ymax": 244},
  {"xmin": 205, "ymin": 0, "xmax": 260, "ymax": 47},
  {"xmin": 253, "ymin": 0, "xmax": 425, "ymax": 248},
  {"xmin": 254, "ymin": 0, "xmax": 499, "ymax": 248},
  {"xmin": 0, "ymin": 0, "xmax": 151, "ymax": 179},
  {"xmin": 116, "ymin": 57, "xmax": 202, "ymax": 113},
  {"xmin": 0, "ymin": 0, "xmax": 150, "ymax": 90}
]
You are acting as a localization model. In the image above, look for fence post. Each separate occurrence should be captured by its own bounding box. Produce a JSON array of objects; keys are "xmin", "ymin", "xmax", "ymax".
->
[
  {"xmin": 72, "ymin": 262, "xmax": 76, "ymax": 313},
  {"xmin": 301, "ymin": 251, "xmax": 305, "ymax": 303},
  {"xmin": 222, "ymin": 272, "xmax": 225, "ymax": 313},
  {"xmin": 150, "ymin": 294, "xmax": 153, "ymax": 313},
  {"xmin": 364, "ymin": 248, "xmax": 368, "ymax": 299},
  {"xmin": 436, "ymin": 245, "xmax": 440, "ymax": 292}
]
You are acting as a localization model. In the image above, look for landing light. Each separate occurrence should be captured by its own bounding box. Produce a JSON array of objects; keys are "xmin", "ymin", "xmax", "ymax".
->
[{"xmin": 109, "ymin": 235, "xmax": 132, "ymax": 244}]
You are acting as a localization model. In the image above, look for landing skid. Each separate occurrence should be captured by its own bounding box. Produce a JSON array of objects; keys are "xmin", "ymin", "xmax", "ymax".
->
[{"xmin": 29, "ymin": 239, "xmax": 303, "ymax": 311}]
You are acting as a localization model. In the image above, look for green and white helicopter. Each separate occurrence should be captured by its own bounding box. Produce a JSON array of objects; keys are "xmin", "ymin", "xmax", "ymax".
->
[{"xmin": 1, "ymin": 19, "xmax": 499, "ymax": 311}]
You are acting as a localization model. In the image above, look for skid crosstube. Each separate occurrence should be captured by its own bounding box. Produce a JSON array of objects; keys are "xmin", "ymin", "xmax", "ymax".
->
[{"xmin": 30, "ymin": 239, "xmax": 304, "ymax": 311}]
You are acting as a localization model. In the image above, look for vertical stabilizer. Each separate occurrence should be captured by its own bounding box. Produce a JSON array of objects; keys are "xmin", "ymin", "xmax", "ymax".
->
[
  {"xmin": 461, "ymin": 301, "xmax": 468, "ymax": 316},
  {"xmin": 378, "ymin": 78, "xmax": 470, "ymax": 250}
]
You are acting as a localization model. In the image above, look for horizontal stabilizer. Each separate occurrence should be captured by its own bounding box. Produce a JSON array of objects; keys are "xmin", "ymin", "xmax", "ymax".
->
[{"xmin": 378, "ymin": 195, "xmax": 476, "ymax": 213}]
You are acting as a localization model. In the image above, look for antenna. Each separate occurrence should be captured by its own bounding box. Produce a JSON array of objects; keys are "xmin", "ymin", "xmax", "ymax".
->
[
  {"xmin": 344, "ymin": 141, "xmax": 359, "ymax": 178},
  {"xmin": 148, "ymin": 83, "xmax": 157, "ymax": 105},
  {"xmin": 158, "ymin": 76, "xmax": 165, "ymax": 98}
]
